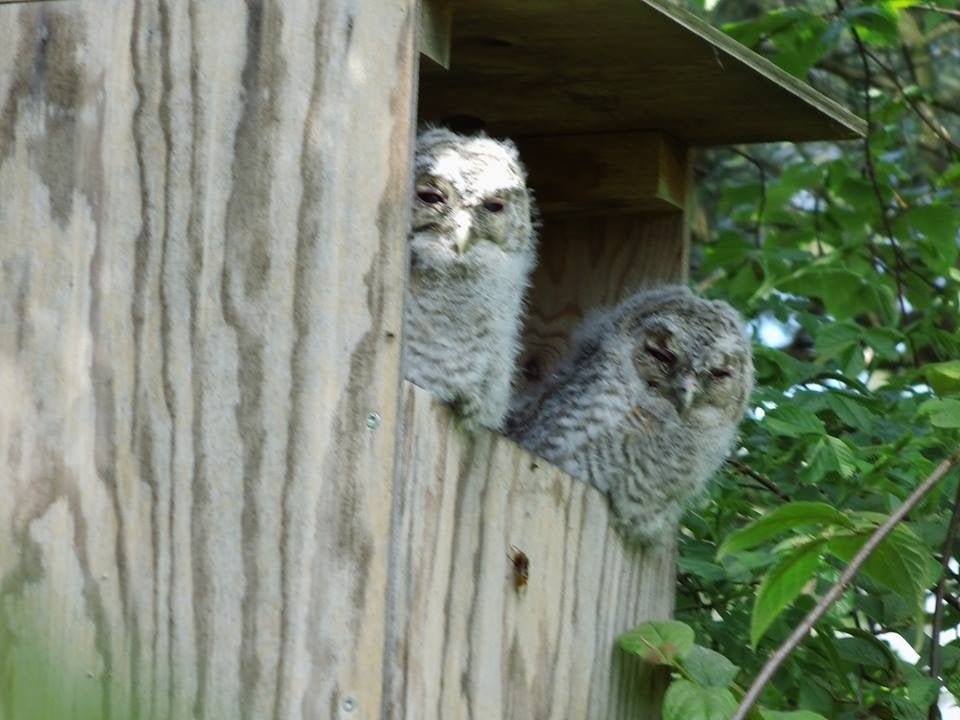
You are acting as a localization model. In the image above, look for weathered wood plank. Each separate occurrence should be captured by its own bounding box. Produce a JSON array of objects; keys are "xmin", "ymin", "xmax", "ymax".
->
[
  {"xmin": 418, "ymin": 0, "xmax": 865, "ymax": 144},
  {"xmin": 515, "ymin": 132, "xmax": 687, "ymax": 216},
  {"xmin": 0, "ymin": 1, "xmax": 417, "ymax": 718},
  {"xmin": 386, "ymin": 382, "xmax": 674, "ymax": 719}
]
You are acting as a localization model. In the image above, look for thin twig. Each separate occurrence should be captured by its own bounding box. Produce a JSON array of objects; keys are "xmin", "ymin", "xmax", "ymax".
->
[
  {"xmin": 730, "ymin": 148, "xmax": 767, "ymax": 249},
  {"xmin": 929, "ymin": 478, "xmax": 960, "ymax": 720},
  {"xmin": 726, "ymin": 459, "xmax": 791, "ymax": 501},
  {"xmin": 818, "ymin": 59, "xmax": 960, "ymax": 119},
  {"xmin": 730, "ymin": 449, "xmax": 960, "ymax": 720},
  {"xmin": 854, "ymin": 250, "xmax": 943, "ymax": 292},
  {"xmin": 813, "ymin": 194, "xmax": 825, "ymax": 257},
  {"xmin": 861, "ymin": 46, "xmax": 960, "ymax": 155},
  {"xmin": 910, "ymin": 5, "xmax": 960, "ymax": 22},
  {"xmin": 695, "ymin": 267, "xmax": 727, "ymax": 294},
  {"xmin": 835, "ymin": 0, "xmax": 909, "ymax": 320}
]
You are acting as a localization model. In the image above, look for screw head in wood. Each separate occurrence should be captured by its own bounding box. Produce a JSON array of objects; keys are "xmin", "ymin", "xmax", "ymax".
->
[
  {"xmin": 342, "ymin": 696, "xmax": 356, "ymax": 712},
  {"xmin": 365, "ymin": 412, "xmax": 381, "ymax": 429}
]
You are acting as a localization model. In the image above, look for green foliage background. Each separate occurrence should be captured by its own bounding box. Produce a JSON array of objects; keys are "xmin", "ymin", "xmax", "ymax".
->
[{"xmin": 630, "ymin": 1, "xmax": 960, "ymax": 718}]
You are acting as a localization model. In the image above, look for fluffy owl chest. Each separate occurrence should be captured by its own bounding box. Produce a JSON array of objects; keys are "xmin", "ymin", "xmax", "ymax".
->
[
  {"xmin": 602, "ymin": 383, "xmax": 736, "ymax": 476},
  {"xmin": 404, "ymin": 274, "xmax": 523, "ymax": 341}
]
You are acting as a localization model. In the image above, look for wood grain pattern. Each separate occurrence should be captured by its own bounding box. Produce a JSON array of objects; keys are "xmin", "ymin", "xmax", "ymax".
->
[
  {"xmin": 386, "ymin": 382, "xmax": 675, "ymax": 719},
  {"xmin": 0, "ymin": 1, "xmax": 416, "ymax": 718},
  {"xmin": 515, "ymin": 132, "xmax": 687, "ymax": 217},
  {"xmin": 418, "ymin": 0, "xmax": 865, "ymax": 144},
  {"xmin": 519, "ymin": 213, "xmax": 689, "ymax": 393}
]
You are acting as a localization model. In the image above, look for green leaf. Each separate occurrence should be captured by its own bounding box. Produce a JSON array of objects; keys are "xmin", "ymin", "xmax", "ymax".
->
[
  {"xmin": 662, "ymin": 680, "xmax": 738, "ymax": 720},
  {"xmin": 751, "ymin": 540, "xmax": 825, "ymax": 647},
  {"xmin": 719, "ymin": 502, "xmax": 854, "ymax": 559},
  {"xmin": 681, "ymin": 644, "xmax": 740, "ymax": 688},
  {"xmin": 942, "ymin": 163, "xmax": 960, "ymax": 190},
  {"xmin": 842, "ymin": 5, "xmax": 900, "ymax": 46},
  {"xmin": 833, "ymin": 635, "xmax": 895, "ymax": 670},
  {"xmin": 861, "ymin": 327, "xmax": 905, "ymax": 361},
  {"xmin": 764, "ymin": 406, "xmax": 826, "ymax": 438},
  {"xmin": 918, "ymin": 399, "xmax": 960, "ymax": 429},
  {"xmin": 907, "ymin": 677, "xmax": 940, "ymax": 708},
  {"xmin": 828, "ymin": 524, "xmax": 937, "ymax": 607},
  {"xmin": 618, "ymin": 620, "xmax": 695, "ymax": 666},
  {"xmin": 721, "ymin": 10, "xmax": 806, "ymax": 47},
  {"xmin": 893, "ymin": 205, "xmax": 960, "ymax": 271},
  {"xmin": 760, "ymin": 711, "xmax": 829, "ymax": 720},
  {"xmin": 824, "ymin": 392, "xmax": 876, "ymax": 429},
  {"xmin": 882, "ymin": 696, "xmax": 928, "ymax": 720},
  {"xmin": 779, "ymin": 268, "xmax": 896, "ymax": 321},
  {"xmin": 678, "ymin": 556, "xmax": 727, "ymax": 583},
  {"xmin": 814, "ymin": 322, "xmax": 861, "ymax": 361},
  {"xmin": 925, "ymin": 361, "xmax": 960, "ymax": 397},
  {"xmin": 803, "ymin": 436, "xmax": 858, "ymax": 483}
]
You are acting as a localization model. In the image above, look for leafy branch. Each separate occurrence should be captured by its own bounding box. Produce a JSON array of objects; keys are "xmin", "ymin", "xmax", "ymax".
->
[
  {"xmin": 726, "ymin": 458, "xmax": 792, "ymax": 501},
  {"xmin": 834, "ymin": 0, "xmax": 908, "ymax": 318},
  {"xmin": 928, "ymin": 476, "xmax": 960, "ymax": 720},
  {"xmin": 730, "ymin": 449, "xmax": 960, "ymax": 720}
]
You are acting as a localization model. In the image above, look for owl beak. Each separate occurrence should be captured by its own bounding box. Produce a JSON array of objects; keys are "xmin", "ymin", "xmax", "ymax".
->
[
  {"xmin": 452, "ymin": 210, "xmax": 473, "ymax": 255},
  {"xmin": 673, "ymin": 373, "xmax": 697, "ymax": 415}
]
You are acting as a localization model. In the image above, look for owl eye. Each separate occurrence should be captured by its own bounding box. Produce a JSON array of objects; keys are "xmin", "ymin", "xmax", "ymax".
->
[
  {"xmin": 483, "ymin": 199, "xmax": 505, "ymax": 213},
  {"xmin": 645, "ymin": 343, "xmax": 676, "ymax": 365},
  {"xmin": 710, "ymin": 368, "xmax": 732, "ymax": 379},
  {"xmin": 417, "ymin": 188, "xmax": 446, "ymax": 205}
]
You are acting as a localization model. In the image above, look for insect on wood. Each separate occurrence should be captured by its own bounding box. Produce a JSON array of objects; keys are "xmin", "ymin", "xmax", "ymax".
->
[{"xmin": 508, "ymin": 545, "xmax": 530, "ymax": 591}]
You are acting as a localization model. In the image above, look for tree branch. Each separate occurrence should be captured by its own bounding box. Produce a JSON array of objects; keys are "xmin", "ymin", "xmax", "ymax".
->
[
  {"xmin": 910, "ymin": 5, "xmax": 960, "ymax": 22},
  {"xmin": 726, "ymin": 458, "xmax": 791, "ymax": 501},
  {"xmin": 818, "ymin": 59, "xmax": 960, "ymax": 119},
  {"xmin": 860, "ymin": 46, "xmax": 960, "ymax": 156},
  {"xmin": 729, "ymin": 148, "xmax": 767, "ymax": 249},
  {"xmin": 731, "ymin": 448, "xmax": 960, "ymax": 720},
  {"xmin": 841, "ymin": 7, "xmax": 909, "ymax": 319},
  {"xmin": 929, "ymin": 478, "xmax": 960, "ymax": 720}
]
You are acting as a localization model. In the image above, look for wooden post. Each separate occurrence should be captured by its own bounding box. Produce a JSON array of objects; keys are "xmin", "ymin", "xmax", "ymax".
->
[{"xmin": 0, "ymin": 1, "xmax": 417, "ymax": 718}]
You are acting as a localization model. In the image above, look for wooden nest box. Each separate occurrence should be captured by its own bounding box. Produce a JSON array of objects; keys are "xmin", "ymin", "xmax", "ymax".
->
[
  {"xmin": 404, "ymin": 2, "xmax": 865, "ymax": 717},
  {"xmin": 0, "ymin": 2, "xmax": 863, "ymax": 719}
]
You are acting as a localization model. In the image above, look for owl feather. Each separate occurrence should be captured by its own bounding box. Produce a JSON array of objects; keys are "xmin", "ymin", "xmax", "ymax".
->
[
  {"xmin": 404, "ymin": 128, "xmax": 537, "ymax": 431},
  {"xmin": 508, "ymin": 285, "xmax": 754, "ymax": 544}
]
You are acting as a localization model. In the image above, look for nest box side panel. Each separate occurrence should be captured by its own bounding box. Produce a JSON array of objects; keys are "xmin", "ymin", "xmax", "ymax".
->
[
  {"xmin": 521, "ymin": 213, "xmax": 690, "ymax": 393},
  {"xmin": 0, "ymin": 1, "xmax": 417, "ymax": 718},
  {"xmin": 386, "ymin": 382, "xmax": 674, "ymax": 719}
]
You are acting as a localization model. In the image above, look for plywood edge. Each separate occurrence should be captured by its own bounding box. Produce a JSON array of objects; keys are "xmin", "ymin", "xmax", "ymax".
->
[
  {"xmin": 641, "ymin": 0, "xmax": 867, "ymax": 141},
  {"xmin": 420, "ymin": 0, "xmax": 452, "ymax": 69},
  {"xmin": 516, "ymin": 132, "xmax": 689, "ymax": 217}
]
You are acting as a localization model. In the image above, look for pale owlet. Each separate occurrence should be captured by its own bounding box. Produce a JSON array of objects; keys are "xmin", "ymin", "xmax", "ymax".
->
[
  {"xmin": 403, "ymin": 127, "xmax": 537, "ymax": 431},
  {"xmin": 508, "ymin": 285, "xmax": 754, "ymax": 545}
]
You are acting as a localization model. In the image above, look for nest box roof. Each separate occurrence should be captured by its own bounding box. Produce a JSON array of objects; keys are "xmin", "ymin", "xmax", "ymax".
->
[{"xmin": 418, "ymin": 0, "xmax": 866, "ymax": 145}]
